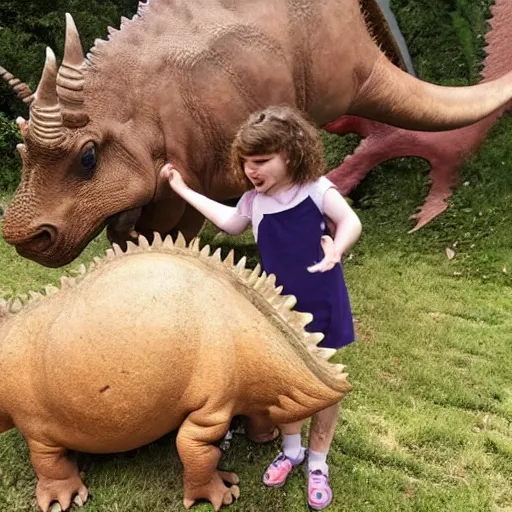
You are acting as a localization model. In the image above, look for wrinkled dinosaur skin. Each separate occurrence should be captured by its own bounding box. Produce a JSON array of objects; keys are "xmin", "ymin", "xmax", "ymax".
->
[
  {"xmin": 324, "ymin": 0, "xmax": 511, "ymax": 231},
  {"xmin": 3, "ymin": 0, "xmax": 512, "ymax": 267},
  {"xmin": 0, "ymin": 233, "xmax": 351, "ymax": 511}
]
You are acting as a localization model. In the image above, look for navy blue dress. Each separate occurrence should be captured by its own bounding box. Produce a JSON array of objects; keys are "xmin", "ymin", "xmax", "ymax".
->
[{"xmin": 239, "ymin": 179, "xmax": 355, "ymax": 349}]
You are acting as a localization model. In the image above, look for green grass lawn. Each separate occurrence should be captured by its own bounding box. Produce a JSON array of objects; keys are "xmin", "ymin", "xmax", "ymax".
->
[{"xmin": 1, "ymin": 0, "xmax": 511, "ymax": 510}]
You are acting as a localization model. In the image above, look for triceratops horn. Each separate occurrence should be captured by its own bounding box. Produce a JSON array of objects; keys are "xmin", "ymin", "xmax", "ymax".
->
[
  {"xmin": 30, "ymin": 47, "xmax": 64, "ymax": 145},
  {"xmin": 0, "ymin": 66, "xmax": 33, "ymax": 104},
  {"xmin": 34, "ymin": 48, "xmax": 59, "ymax": 108},
  {"xmin": 56, "ymin": 13, "xmax": 89, "ymax": 127}
]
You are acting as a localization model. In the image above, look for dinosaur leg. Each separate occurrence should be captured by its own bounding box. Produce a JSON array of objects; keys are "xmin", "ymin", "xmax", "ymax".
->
[
  {"xmin": 27, "ymin": 439, "xmax": 88, "ymax": 512},
  {"xmin": 323, "ymin": 115, "xmax": 489, "ymax": 230},
  {"xmin": 177, "ymin": 412, "xmax": 240, "ymax": 511},
  {"xmin": 323, "ymin": 116, "xmax": 414, "ymax": 195},
  {"xmin": 407, "ymin": 155, "xmax": 460, "ymax": 232},
  {"xmin": 246, "ymin": 414, "xmax": 279, "ymax": 443}
]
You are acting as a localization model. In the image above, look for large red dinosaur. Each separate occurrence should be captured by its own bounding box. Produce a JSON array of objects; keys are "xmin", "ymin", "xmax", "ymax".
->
[
  {"xmin": 1, "ymin": 0, "xmax": 512, "ymax": 267},
  {"xmin": 324, "ymin": 0, "xmax": 511, "ymax": 231}
]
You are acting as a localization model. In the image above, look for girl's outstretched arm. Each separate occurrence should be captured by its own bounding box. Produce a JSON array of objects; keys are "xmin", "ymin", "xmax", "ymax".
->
[
  {"xmin": 308, "ymin": 188, "xmax": 362, "ymax": 273},
  {"xmin": 160, "ymin": 164, "xmax": 250, "ymax": 235}
]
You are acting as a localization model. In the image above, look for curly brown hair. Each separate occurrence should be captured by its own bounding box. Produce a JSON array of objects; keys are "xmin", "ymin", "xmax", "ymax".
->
[{"xmin": 229, "ymin": 105, "xmax": 326, "ymax": 187}]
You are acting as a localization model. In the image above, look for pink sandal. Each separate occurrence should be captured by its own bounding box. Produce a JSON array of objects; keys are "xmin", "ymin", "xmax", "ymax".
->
[
  {"xmin": 308, "ymin": 469, "xmax": 333, "ymax": 510},
  {"xmin": 263, "ymin": 452, "xmax": 305, "ymax": 488}
]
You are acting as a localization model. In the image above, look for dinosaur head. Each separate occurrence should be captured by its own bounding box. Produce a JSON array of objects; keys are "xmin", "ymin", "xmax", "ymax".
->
[{"xmin": 1, "ymin": 15, "xmax": 155, "ymax": 267}]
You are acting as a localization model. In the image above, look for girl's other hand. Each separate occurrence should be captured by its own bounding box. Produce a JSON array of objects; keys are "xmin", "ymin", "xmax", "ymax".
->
[{"xmin": 307, "ymin": 235, "xmax": 339, "ymax": 273}]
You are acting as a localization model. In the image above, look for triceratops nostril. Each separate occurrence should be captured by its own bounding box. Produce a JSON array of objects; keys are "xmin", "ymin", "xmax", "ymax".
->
[{"xmin": 26, "ymin": 226, "xmax": 56, "ymax": 253}]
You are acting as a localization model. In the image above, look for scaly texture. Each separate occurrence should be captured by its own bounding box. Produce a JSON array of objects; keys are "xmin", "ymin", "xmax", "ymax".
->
[
  {"xmin": 3, "ymin": 0, "xmax": 512, "ymax": 266},
  {"xmin": 0, "ymin": 232, "xmax": 351, "ymax": 511},
  {"xmin": 324, "ymin": 0, "xmax": 510, "ymax": 231}
]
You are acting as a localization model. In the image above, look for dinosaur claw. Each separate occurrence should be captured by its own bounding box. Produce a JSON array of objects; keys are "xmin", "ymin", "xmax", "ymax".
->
[
  {"xmin": 183, "ymin": 497, "xmax": 195, "ymax": 509},
  {"xmin": 231, "ymin": 485, "xmax": 241, "ymax": 500},
  {"xmin": 49, "ymin": 503, "xmax": 62, "ymax": 512},
  {"xmin": 73, "ymin": 494, "xmax": 84, "ymax": 507}
]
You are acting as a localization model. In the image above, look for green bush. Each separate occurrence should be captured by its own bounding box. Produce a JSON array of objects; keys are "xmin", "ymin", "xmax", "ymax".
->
[{"xmin": 0, "ymin": 112, "xmax": 21, "ymax": 191}]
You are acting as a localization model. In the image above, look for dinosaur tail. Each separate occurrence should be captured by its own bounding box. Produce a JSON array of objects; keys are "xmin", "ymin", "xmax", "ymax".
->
[
  {"xmin": 348, "ymin": 52, "xmax": 512, "ymax": 131},
  {"xmin": 267, "ymin": 351, "xmax": 352, "ymax": 425}
]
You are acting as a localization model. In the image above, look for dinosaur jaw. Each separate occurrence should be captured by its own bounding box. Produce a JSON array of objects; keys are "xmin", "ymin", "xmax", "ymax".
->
[{"xmin": 106, "ymin": 207, "xmax": 144, "ymax": 246}]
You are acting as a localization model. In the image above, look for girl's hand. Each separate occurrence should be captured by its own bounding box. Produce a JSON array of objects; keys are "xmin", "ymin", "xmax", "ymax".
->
[
  {"xmin": 307, "ymin": 235, "xmax": 340, "ymax": 273},
  {"xmin": 160, "ymin": 163, "xmax": 187, "ymax": 192}
]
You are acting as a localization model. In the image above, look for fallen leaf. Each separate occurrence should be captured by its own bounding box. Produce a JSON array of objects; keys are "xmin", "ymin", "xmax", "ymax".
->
[{"xmin": 445, "ymin": 247, "xmax": 455, "ymax": 260}]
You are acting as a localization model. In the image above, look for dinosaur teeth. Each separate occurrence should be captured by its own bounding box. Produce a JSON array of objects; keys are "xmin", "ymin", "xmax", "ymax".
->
[
  {"xmin": 0, "ymin": 299, "xmax": 8, "ymax": 315},
  {"xmin": 8, "ymin": 299, "xmax": 22, "ymax": 313},
  {"xmin": 152, "ymin": 231, "xmax": 163, "ymax": 248},
  {"xmin": 28, "ymin": 291, "xmax": 43, "ymax": 301},
  {"xmin": 200, "ymin": 244, "xmax": 211, "ymax": 257},
  {"xmin": 60, "ymin": 276, "xmax": 72, "ymax": 289},
  {"xmin": 44, "ymin": 285, "xmax": 59, "ymax": 296},
  {"xmin": 174, "ymin": 232, "xmax": 187, "ymax": 249},
  {"xmin": 112, "ymin": 243, "xmax": 124, "ymax": 257},
  {"xmin": 312, "ymin": 347, "xmax": 337, "ymax": 361},
  {"xmin": 93, "ymin": 256, "xmax": 103, "ymax": 265},
  {"xmin": 94, "ymin": 38, "xmax": 107, "ymax": 48},
  {"xmin": 295, "ymin": 312, "xmax": 313, "ymax": 329},
  {"xmin": 253, "ymin": 272, "xmax": 268, "ymax": 291},
  {"xmin": 107, "ymin": 26, "xmax": 118, "ymax": 36},
  {"xmin": 162, "ymin": 234, "xmax": 174, "ymax": 249},
  {"xmin": 265, "ymin": 274, "xmax": 276, "ymax": 288},
  {"xmin": 235, "ymin": 256, "xmax": 247, "ymax": 273},
  {"xmin": 304, "ymin": 332, "xmax": 324, "ymax": 347},
  {"xmin": 223, "ymin": 249, "xmax": 235, "ymax": 267},
  {"xmin": 266, "ymin": 294, "xmax": 281, "ymax": 304},
  {"xmin": 125, "ymin": 240, "xmax": 139, "ymax": 254},
  {"xmin": 105, "ymin": 248, "xmax": 115, "ymax": 259},
  {"xmin": 190, "ymin": 237, "xmax": 201, "ymax": 252},
  {"xmin": 333, "ymin": 363, "xmax": 345, "ymax": 374},
  {"xmin": 138, "ymin": 234, "xmax": 150, "ymax": 250},
  {"xmin": 212, "ymin": 248, "xmax": 222, "ymax": 261},
  {"xmin": 247, "ymin": 265, "xmax": 261, "ymax": 286},
  {"xmin": 278, "ymin": 295, "xmax": 297, "ymax": 312}
]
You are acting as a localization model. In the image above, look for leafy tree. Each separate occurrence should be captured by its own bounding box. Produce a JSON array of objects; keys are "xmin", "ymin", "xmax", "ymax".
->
[
  {"xmin": 0, "ymin": 1, "xmax": 137, "ymax": 189},
  {"xmin": 0, "ymin": 0, "xmax": 138, "ymax": 116}
]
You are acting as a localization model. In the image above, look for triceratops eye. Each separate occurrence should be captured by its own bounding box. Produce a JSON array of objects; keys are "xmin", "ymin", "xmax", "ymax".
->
[{"xmin": 81, "ymin": 145, "xmax": 97, "ymax": 173}]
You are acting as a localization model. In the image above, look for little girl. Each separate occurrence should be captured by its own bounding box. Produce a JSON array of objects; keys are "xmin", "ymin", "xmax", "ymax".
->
[{"xmin": 160, "ymin": 105, "xmax": 361, "ymax": 510}]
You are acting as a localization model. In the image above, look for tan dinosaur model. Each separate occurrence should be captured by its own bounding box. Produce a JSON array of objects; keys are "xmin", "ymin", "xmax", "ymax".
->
[
  {"xmin": 2, "ymin": 0, "xmax": 512, "ymax": 267},
  {"xmin": 0, "ymin": 233, "xmax": 351, "ymax": 511}
]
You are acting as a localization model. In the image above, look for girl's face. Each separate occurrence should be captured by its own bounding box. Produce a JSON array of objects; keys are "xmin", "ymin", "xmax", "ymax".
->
[{"xmin": 243, "ymin": 152, "xmax": 291, "ymax": 195}]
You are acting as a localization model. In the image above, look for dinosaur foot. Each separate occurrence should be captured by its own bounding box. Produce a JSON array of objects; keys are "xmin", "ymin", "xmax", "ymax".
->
[
  {"xmin": 408, "ymin": 193, "xmax": 451, "ymax": 232},
  {"xmin": 36, "ymin": 474, "xmax": 88, "ymax": 512},
  {"xmin": 183, "ymin": 471, "xmax": 240, "ymax": 511}
]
